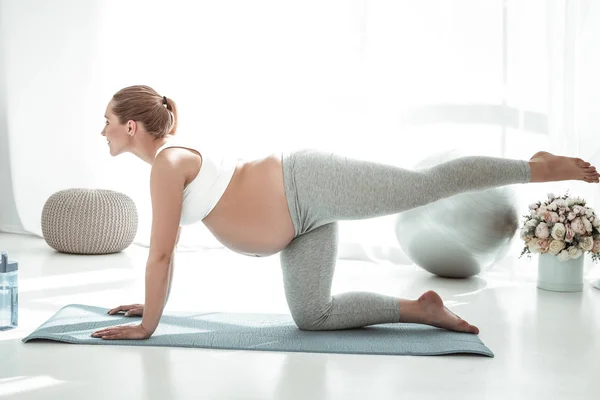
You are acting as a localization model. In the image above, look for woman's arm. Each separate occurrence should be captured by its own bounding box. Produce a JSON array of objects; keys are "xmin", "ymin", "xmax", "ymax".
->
[
  {"xmin": 165, "ymin": 226, "xmax": 181, "ymax": 304},
  {"xmin": 141, "ymin": 152, "xmax": 186, "ymax": 335}
]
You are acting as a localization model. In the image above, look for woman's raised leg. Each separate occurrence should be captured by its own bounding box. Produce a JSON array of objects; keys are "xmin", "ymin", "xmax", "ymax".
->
[{"xmin": 282, "ymin": 149, "xmax": 599, "ymax": 236}]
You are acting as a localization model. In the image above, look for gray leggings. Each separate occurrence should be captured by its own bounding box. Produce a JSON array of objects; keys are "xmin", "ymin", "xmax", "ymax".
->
[{"xmin": 280, "ymin": 148, "xmax": 530, "ymax": 331}]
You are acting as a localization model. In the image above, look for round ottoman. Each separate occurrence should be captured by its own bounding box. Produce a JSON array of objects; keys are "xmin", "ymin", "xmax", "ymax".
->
[{"xmin": 41, "ymin": 189, "xmax": 138, "ymax": 254}]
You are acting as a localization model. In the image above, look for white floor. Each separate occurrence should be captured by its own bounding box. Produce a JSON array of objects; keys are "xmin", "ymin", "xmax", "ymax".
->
[{"xmin": 0, "ymin": 232, "xmax": 599, "ymax": 400}]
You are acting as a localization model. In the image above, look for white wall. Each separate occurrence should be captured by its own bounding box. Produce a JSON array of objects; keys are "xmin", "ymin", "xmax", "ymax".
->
[
  {"xmin": 1, "ymin": 0, "xmax": 105, "ymax": 235},
  {"xmin": 0, "ymin": 4, "xmax": 24, "ymax": 234},
  {"xmin": 0, "ymin": 114, "xmax": 23, "ymax": 234}
]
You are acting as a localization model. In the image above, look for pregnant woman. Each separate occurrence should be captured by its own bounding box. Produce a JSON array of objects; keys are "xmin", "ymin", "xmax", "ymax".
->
[{"xmin": 92, "ymin": 85, "xmax": 599, "ymax": 340}]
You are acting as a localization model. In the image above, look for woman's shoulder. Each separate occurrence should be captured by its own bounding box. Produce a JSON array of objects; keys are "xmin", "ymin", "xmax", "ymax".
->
[
  {"xmin": 156, "ymin": 135, "xmax": 202, "ymax": 158},
  {"xmin": 153, "ymin": 138, "xmax": 204, "ymax": 187}
]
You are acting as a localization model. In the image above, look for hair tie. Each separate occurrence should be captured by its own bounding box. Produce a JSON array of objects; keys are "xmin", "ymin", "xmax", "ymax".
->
[{"xmin": 163, "ymin": 96, "xmax": 168, "ymax": 106}]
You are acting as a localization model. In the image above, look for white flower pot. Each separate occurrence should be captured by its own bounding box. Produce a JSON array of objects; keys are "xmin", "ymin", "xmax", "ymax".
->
[{"xmin": 537, "ymin": 253, "xmax": 584, "ymax": 292}]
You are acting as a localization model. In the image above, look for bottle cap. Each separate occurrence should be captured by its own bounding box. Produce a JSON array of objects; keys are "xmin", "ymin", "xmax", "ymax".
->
[
  {"xmin": 0, "ymin": 252, "xmax": 7, "ymax": 273},
  {"xmin": 0, "ymin": 252, "xmax": 17, "ymax": 273}
]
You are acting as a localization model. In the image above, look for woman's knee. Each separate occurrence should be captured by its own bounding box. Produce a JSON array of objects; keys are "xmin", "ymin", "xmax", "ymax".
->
[
  {"xmin": 290, "ymin": 307, "xmax": 331, "ymax": 331},
  {"xmin": 294, "ymin": 318, "xmax": 325, "ymax": 331}
]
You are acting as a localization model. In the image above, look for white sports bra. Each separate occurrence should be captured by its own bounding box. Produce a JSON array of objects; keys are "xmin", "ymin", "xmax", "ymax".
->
[{"xmin": 155, "ymin": 139, "xmax": 238, "ymax": 225}]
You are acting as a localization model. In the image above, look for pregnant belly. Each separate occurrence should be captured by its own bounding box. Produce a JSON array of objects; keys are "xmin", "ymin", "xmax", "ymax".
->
[{"xmin": 202, "ymin": 152, "xmax": 295, "ymax": 257}]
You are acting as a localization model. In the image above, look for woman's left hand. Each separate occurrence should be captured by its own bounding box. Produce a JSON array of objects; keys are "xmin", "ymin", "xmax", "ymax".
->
[{"xmin": 92, "ymin": 323, "xmax": 152, "ymax": 340}]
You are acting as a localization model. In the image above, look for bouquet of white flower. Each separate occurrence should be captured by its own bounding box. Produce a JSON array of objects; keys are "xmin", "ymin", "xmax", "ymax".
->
[{"xmin": 520, "ymin": 192, "xmax": 600, "ymax": 262}]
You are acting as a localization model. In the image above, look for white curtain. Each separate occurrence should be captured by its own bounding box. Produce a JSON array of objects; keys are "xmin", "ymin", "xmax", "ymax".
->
[{"xmin": 1, "ymin": 0, "xmax": 598, "ymax": 262}]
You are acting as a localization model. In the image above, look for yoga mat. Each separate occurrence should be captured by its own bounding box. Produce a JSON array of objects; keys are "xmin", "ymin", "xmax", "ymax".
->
[{"xmin": 22, "ymin": 304, "xmax": 494, "ymax": 357}]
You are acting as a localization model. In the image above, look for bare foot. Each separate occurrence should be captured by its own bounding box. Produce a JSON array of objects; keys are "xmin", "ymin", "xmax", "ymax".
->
[
  {"xmin": 529, "ymin": 151, "xmax": 600, "ymax": 183},
  {"xmin": 402, "ymin": 290, "xmax": 480, "ymax": 334}
]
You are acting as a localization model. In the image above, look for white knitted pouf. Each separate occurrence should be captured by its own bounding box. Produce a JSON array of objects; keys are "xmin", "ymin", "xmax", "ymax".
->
[{"xmin": 41, "ymin": 189, "xmax": 138, "ymax": 254}]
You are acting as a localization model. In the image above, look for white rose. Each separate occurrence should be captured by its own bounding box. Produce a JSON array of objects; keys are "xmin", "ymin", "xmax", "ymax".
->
[
  {"xmin": 527, "ymin": 238, "xmax": 549, "ymax": 253},
  {"xmin": 571, "ymin": 217, "xmax": 587, "ymax": 235},
  {"xmin": 527, "ymin": 239, "xmax": 540, "ymax": 253},
  {"xmin": 557, "ymin": 250, "xmax": 571, "ymax": 261},
  {"xmin": 568, "ymin": 246, "xmax": 583, "ymax": 259},
  {"xmin": 565, "ymin": 224, "xmax": 575, "ymax": 242},
  {"xmin": 586, "ymin": 208, "xmax": 594, "ymax": 218},
  {"xmin": 548, "ymin": 212, "xmax": 559, "ymax": 224},
  {"xmin": 526, "ymin": 219, "xmax": 540, "ymax": 229},
  {"xmin": 583, "ymin": 217, "xmax": 593, "ymax": 233},
  {"xmin": 551, "ymin": 223, "xmax": 566, "ymax": 240},
  {"xmin": 535, "ymin": 222, "xmax": 550, "ymax": 239},
  {"xmin": 579, "ymin": 236, "xmax": 594, "ymax": 251},
  {"xmin": 556, "ymin": 199, "xmax": 567, "ymax": 208},
  {"xmin": 548, "ymin": 239, "xmax": 566, "ymax": 255},
  {"xmin": 547, "ymin": 202, "xmax": 558, "ymax": 211},
  {"xmin": 558, "ymin": 215, "xmax": 566, "ymax": 223},
  {"xmin": 592, "ymin": 240, "xmax": 600, "ymax": 253},
  {"xmin": 567, "ymin": 212, "xmax": 577, "ymax": 221},
  {"xmin": 594, "ymin": 218, "xmax": 600, "ymax": 228}
]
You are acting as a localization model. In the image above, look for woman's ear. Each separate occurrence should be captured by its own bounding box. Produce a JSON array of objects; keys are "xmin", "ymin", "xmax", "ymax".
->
[{"xmin": 127, "ymin": 120, "xmax": 137, "ymax": 136}]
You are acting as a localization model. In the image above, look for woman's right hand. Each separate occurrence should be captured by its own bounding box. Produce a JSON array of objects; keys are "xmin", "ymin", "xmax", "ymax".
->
[{"xmin": 107, "ymin": 304, "xmax": 144, "ymax": 317}]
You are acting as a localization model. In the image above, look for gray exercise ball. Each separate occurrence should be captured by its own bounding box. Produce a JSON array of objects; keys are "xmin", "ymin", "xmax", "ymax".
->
[{"xmin": 395, "ymin": 149, "xmax": 519, "ymax": 278}]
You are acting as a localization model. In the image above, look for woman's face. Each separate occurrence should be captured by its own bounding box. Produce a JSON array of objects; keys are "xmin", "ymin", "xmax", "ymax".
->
[{"xmin": 101, "ymin": 103, "xmax": 129, "ymax": 156}]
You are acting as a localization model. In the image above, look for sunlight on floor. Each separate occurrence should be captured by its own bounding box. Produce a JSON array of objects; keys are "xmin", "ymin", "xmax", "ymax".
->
[
  {"xmin": 19, "ymin": 269, "xmax": 137, "ymax": 293},
  {"xmin": 0, "ymin": 376, "xmax": 66, "ymax": 397}
]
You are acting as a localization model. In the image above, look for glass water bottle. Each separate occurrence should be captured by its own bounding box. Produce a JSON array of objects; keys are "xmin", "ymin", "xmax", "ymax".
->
[{"xmin": 0, "ymin": 251, "xmax": 18, "ymax": 330}]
